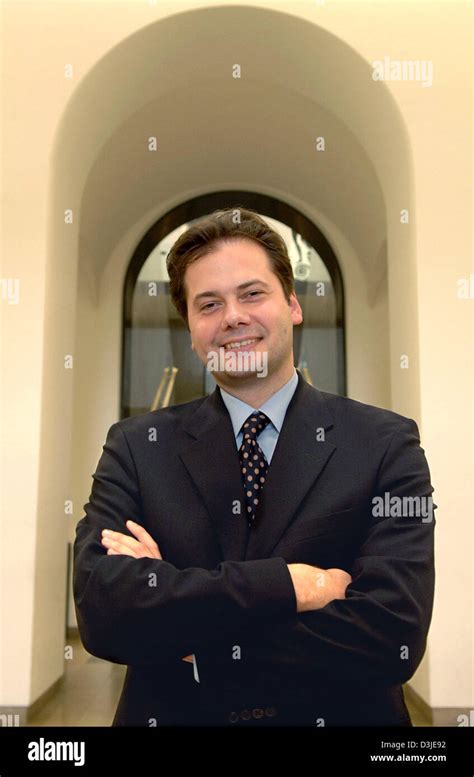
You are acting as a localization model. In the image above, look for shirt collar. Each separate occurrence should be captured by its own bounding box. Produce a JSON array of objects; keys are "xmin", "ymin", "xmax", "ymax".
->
[{"xmin": 219, "ymin": 368, "xmax": 298, "ymax": 438}]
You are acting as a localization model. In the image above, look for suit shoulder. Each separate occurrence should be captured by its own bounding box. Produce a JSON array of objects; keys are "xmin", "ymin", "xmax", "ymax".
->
[
  {"xmin": 315, "ymin": 387, "xmax": 418, "ymax": 435},
  {"xmin": 112, "ymin": 395, "xmax": 207, "ymax": 435}
]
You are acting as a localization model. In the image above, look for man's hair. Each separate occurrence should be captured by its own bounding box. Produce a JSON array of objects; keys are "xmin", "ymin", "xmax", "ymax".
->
[{"xmin": 166, "ymin": 206, "xmax": 295, "ymax": 329}]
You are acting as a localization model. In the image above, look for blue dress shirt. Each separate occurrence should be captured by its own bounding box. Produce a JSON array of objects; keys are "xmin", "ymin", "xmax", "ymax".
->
[{"xmin": 219, "ymin": 368, "xmax": 299, "ymax": 464}]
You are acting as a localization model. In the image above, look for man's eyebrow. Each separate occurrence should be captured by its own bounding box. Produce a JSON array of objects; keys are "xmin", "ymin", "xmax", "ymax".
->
[{"xmin": 192, "ymin": 280, "xmax": 271, "ymax": 305}]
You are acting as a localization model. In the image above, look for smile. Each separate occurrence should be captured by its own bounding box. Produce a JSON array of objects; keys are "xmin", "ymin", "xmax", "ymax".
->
[{"xmin": 223, "ymin": 338, "xmax": 261, "ymax": 351}]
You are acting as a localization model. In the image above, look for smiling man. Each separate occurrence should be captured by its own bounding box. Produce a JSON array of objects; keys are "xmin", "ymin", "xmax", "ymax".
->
[
  {"xmin": 186, "ymin": 236, "xmax": 301, "ymax": 402},
  {"xmin": 73, "ymin": 206, "xmax": 436, "ymax": 727}
]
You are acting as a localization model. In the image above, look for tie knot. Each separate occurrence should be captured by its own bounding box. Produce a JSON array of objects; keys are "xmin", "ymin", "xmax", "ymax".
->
[{"xmin": 241, "ymin": 412, "xmax": 271, "ymax": 441}]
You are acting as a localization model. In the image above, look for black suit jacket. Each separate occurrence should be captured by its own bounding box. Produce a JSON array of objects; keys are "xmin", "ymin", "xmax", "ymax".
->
[{"xmin": 73, "ymin": 369, "xmax": 436, "ymax": 727}]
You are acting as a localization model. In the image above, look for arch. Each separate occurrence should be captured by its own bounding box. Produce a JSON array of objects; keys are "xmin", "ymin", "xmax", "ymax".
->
[{"xmin": 48, "ymin": 5, "xmax": 415, "ymax": 317}]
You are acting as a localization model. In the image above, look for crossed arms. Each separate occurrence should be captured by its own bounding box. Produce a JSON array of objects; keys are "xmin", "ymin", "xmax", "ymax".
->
[
  {"xmin": 73, "ymin": 416, "xmax": 435, "ymax": 686},
  {"xmin": 100, "ymin": 519, "xmax": 353, "ymax": 662}
]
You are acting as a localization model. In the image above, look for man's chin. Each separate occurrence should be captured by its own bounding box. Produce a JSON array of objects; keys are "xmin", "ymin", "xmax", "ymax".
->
[{"xmin": 217, "ymin": 367, "xmax": 262, "ymax": 378}]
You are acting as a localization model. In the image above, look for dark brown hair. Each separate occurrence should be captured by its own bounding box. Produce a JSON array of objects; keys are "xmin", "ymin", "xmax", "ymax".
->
[{"xmin": 166, "ymin": 206, "xmax": 295, "ymax": 329}]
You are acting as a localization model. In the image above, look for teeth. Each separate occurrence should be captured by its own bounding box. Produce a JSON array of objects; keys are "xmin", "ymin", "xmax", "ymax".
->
[{"xmin": 224, "ymin": 338, "xmax": 259, "ymax": 350}]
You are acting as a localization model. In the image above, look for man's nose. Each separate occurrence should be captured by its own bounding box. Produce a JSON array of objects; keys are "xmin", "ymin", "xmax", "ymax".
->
[{"xmin": 220, "ymin": 300, "xmax": 251, "ymax": 328}]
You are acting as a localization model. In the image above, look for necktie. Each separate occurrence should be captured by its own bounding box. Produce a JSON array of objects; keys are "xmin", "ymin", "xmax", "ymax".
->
[{"xmin": 239, "ymin": 411, "xmax": 271, "ymax": 528}]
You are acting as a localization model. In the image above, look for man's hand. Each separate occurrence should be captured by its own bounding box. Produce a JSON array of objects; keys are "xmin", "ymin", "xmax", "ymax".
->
[
  {"xmin": 287, "ymin": 564, "xmax": 352, "ymax": 613},
  {"xmin": 101, "ymin": 520, "xmax": 162, "ymax": 559}
]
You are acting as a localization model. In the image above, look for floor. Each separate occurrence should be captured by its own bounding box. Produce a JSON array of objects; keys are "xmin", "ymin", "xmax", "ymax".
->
[
  {"xmin": 27, "ymin": 634, "xmax": 125, "ymax": 727},
  {"xmin": 26, "ymin": 633, "xmax": 432, "ymax": 727}
]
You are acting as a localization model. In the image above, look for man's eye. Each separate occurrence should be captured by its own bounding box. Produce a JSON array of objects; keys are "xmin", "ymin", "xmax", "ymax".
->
[{"xmin": 200, "ymin": 291, "xmax": 261, "ymax": 311}]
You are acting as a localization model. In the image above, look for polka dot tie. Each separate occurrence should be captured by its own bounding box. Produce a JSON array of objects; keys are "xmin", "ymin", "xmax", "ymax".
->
[{"xmin": 239, "ymin": 411, "xmax": 271, "ymax": 528}]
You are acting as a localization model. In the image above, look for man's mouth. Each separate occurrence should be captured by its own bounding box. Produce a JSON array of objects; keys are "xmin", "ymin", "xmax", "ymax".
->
[{"xmin": 222, "ymin": 337, "xmax": 262, "ymax": 351}]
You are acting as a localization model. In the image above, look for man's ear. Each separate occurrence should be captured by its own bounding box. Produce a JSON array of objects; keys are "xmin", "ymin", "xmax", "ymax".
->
[{"xmin": 289, "ymin": 291, "xmax": 303, "ymax": 326}]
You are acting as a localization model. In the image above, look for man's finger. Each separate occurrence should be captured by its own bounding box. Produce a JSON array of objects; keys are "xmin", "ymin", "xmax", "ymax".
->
[
  {"xmin": 101, "ymin": 530, "xmax": 144, "ymax": 557},
  {"xmin": 103, "ymin": 538, "xmax": 140, "ymax": 558},
  {"xmin": 125, "ymin": 520, "xmax": 162, "ymax": 559}
]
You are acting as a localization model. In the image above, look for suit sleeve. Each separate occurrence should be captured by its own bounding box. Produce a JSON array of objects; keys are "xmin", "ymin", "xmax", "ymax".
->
[
  {"xmin": 243, "ymin": 417, "xmax": 436, "ymax": 687},
  {"xmin": 73, "ymin": 421, "xmax": 297, "ymax": 667}
]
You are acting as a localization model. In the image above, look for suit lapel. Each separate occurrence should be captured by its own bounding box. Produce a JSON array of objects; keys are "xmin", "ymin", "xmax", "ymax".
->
[
  {"xmin": 179, "ymin": 386, "xmax": 250, "ymax": 561},
  {"xmin": 179, "ymin": 369, "xmax": 336, "ymax": 563},
  {"xmin": 245, "ymin": 371, "xmax": 336, "ymax": 560}
]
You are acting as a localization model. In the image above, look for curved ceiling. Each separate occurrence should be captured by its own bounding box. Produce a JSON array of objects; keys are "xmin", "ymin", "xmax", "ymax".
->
[{"xmin": 51, "ymin": 5, "xmax": 412, "ymax": 299}]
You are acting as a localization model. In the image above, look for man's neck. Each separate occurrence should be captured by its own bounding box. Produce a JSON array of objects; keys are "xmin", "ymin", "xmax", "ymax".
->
[{"xmin": 215, "ymin": 365, "xmax": 296, "ymax": 408}]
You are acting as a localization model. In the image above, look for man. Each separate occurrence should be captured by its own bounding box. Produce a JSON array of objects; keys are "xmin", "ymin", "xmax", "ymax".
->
[{"xmin": 73, "ymin": 207, "xmax": 436, "ymax": 727}]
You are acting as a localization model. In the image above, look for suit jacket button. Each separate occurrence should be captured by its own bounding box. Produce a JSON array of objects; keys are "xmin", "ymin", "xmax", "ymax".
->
[
  {"xmin": 265, "ymin": 706, "xmax": 277, "ymax": 718},
  {"xmin": 240, "ymin": 709, "xmax": 251, "ymax": 720},
  {"xmin": 252, "ymin": 708, "xmax": 264, "ymax": 719},
  {"xmin": 228, "ymin": 711, "xmax": 239, "ymax": 723}
]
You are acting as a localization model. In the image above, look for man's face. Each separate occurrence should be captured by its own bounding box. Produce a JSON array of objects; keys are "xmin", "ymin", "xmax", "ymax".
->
[{"xmin": 185, "ymin": 237, "xmax": 303, "ymax": 382}]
